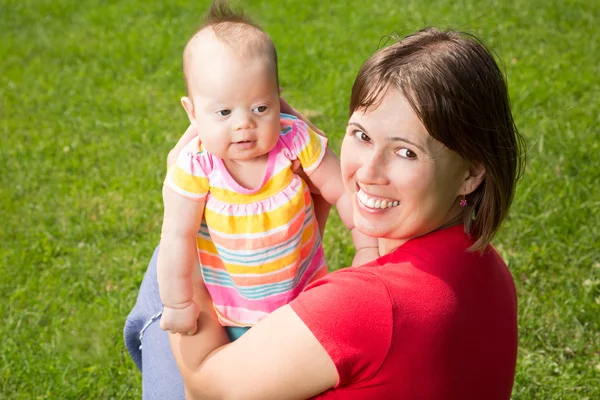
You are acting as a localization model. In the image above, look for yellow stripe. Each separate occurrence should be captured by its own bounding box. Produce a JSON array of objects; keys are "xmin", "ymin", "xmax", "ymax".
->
[
  {"xmin": 196, "ymin": 221, "xmax": 316, "ymax": 276},
  {"xmin": 301, "ymin": 219, "xmax": 315, "ymax": 243},
  {"xmin": 297, "ymin": 126, "xmax": 326, "ymax": 170},
  {"xmin": 209, "ymin": 167, "xmax": 294, "ymax": 204},
  {"xmin": 168, "ymin": 165, "xmax": 209, "ymax": 195},
  {"xmin": 198, "ymin": 241, "xmax": 305, "ymax": 274},
  {"xmin": 197, "ymin": 236, "xmax": 218, "ymax": 253},
  {"xmin": 205, "ymin": 184, "xmax": 307, "ymax": 235}
]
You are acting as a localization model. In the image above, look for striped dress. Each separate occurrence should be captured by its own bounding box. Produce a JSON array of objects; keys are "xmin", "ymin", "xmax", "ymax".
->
[{"xmin": 165, "ymin": 114, "xmax": 328, "ymax": 327}]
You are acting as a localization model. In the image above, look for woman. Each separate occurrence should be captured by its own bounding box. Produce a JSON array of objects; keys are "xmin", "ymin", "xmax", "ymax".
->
[{"xmin": 126, "ymin": 27, "xmax": 524, "ymax": 399}]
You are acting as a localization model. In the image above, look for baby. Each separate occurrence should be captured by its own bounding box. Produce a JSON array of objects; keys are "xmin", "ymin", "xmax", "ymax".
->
[{"xmin": 157, "ymin": 2, "xmax": 378, "ymax": 336}]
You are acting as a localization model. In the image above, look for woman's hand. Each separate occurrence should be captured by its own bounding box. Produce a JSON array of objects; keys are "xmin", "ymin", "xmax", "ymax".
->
[
  {"xmin": 167, "ymin": 124, "xmax": 198, "ymax": 169},
  {"xmin": 280, "ymin": 94, "xmax": 332, "ymax": 237},
  {"xmin": 279, "ymin": 95, "xmax": 326, "ymax": 138},
  {"xmin": 170, "ymin": 305, "xmax": 337, "ymax": 399}
]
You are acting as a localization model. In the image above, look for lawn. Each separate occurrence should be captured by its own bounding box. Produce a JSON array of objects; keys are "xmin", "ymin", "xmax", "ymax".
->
[{"xmin": 1, "ymin": 0, "xmax": 598, "ymax": 398}]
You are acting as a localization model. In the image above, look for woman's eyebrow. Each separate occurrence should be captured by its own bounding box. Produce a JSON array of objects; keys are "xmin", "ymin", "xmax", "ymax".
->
[
  {"xmin": 348, "ymin": 121, "xmax": 427, "ymax": 152},
  {"xmin": 347, "ymin": 121, "xmax": 368, "ymax": 133},
  {"xmin": 387, "ymin": 136, "xmax": 426, "ymax": 152}
]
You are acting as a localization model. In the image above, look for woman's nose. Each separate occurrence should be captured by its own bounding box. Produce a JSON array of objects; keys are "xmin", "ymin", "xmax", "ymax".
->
[{"xmin": 356, "ymin": 152, "xmax": 389, "ymax": 186}]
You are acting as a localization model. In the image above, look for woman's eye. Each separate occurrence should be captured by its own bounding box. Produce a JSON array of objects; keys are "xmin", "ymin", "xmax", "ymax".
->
[
  {"xmin": 216, "ymin": 109, "xmax": 231, "ymax": 116},
  {"xmin": 353, "ymin": 130, "xmax": 371, "ymax": 142},
  {"xmin": 397, "ymin": 148, "xmax": 417, "ymax": 159},
  {"xmin": 253, "ymin": 106, "xmax": 268, "ymax": 113}
]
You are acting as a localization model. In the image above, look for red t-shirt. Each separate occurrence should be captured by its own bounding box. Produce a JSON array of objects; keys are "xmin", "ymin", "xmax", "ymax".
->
[{"xmin": 290, "ymin": 225, "xmax": 517, "ymax": 399}]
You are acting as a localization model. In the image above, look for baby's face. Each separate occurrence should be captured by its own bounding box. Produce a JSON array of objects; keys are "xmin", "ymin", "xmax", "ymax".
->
[{"xmin": 185, "ymin": 43, "xmax": 280, "ymax": 162}]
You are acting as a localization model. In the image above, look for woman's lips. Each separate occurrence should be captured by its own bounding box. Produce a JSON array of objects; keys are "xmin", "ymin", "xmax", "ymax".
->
[{"xmin": 357, "ymin": 188, "xmax": 400, "ymax": 210}]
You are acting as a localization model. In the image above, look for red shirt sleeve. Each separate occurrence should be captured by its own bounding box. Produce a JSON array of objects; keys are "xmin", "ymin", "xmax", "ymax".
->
[{"xmin": 289, "ymin": 268, "xmax": 394, "ymax": 387}]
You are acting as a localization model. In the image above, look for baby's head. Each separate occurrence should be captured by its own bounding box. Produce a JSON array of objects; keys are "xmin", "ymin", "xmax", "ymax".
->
[{"xmin": 181, "ymin": 0, "xmax": 281, "ymax": 161}]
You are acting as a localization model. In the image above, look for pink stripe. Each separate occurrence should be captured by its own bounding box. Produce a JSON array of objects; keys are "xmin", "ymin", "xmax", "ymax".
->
[
  {"xmin": 213, "ymin": 146, "xmax": 276, "ymax": 195},
  {"xmin": 206, "ymin": 207, "xmax": 306, "ymax": 249},
  {"xmin": 205, "ymin": 177, "xmax": 306, "ymax": 216},
  {"xmin": 215, "ymin": 305, "xmax": 269, "ymax": 325},
  {"xmin": 205, "ymin": 251, "xmax": 327, "ymax": 315}
]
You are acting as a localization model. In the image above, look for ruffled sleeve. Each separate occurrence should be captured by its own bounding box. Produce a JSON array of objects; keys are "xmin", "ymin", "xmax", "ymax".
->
[
  {"xmin": 164, "ymin": 138, "xmax": 211, "ymax": 201},
  {"xmin": 279, "ymin": 113, "xmax": 328, "ymax": 175}
]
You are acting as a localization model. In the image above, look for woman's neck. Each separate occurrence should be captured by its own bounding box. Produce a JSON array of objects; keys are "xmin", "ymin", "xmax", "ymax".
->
[{"xmin": 378, "ymin": 211, "xmax": 463, "ymax": 256}]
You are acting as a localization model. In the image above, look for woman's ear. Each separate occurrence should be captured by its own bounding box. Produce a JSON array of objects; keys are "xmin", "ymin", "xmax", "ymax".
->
[
  {"xmin": 460, "ymin": 162, "xmax": 486, "ymax": 196},
  {"xmin": 181, "ymin": 96, "xmax": 196, "ymax": 125}
]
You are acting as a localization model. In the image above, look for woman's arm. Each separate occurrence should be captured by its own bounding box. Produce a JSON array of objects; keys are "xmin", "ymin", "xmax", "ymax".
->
[
  {"xmin": 170, "ymin": 304, "xmax": 338, "ymax": 400},
  {"xmin": 280, "ymin": 96, "xmax": 332, "ymax": 238}
]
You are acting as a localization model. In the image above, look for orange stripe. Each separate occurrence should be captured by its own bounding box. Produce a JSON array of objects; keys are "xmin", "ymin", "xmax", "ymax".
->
[{"xmin": 201, "ymin": 212, "xmax": 306, "ymax": 250}]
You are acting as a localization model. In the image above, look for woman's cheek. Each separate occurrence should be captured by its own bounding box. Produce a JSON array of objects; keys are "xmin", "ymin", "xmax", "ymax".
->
[{"xmin": 340, "ymin": 138, "xmax": 355, "ymax": 184}]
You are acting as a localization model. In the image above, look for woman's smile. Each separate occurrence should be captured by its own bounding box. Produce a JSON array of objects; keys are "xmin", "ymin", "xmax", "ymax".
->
[
  {"xmin": 356, "ymin": 188, "xmax": 400, "ymax": 210},
  {"xmin": 341, "ymin": 89, "xmax": 472, "ymax": 249}
]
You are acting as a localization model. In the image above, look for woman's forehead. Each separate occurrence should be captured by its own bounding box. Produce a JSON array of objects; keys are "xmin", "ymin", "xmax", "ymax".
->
[
  {"xmin": 348, "ymin": 90, "xmax": 456, "ymax": 158},
  {"xmin": 350, "ymin": 93, "xmax": 429, "ymax": 139}
]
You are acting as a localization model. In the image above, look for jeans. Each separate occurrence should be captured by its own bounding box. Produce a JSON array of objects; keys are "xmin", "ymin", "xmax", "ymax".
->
[
  {"xmin": 124, "ymin": 246, "xmax": 185, "ymax": 399},
  {"xmin": 124, "ymin": 246, "xmax": 249, "ymax": 399}
]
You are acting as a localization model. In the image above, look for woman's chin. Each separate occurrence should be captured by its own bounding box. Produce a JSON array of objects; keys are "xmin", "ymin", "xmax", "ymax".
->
[{"xmin": 353, "ymin": 218, "xmax": 389, "ymax": 239}]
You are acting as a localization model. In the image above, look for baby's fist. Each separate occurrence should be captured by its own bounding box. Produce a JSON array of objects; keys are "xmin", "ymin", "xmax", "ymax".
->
[{"xmin": 160, "ymin": 302, "xmax": 200, "ymax": 335}]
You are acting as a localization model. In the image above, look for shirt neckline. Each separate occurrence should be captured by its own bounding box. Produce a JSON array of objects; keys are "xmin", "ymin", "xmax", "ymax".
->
[{"xmin": 214, "ymin": 142, "xmax": 278, "ymax": 194}]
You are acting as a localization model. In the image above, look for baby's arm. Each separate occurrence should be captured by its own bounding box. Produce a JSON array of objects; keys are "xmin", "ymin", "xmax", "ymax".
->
[
  {"xmin": 157, "ymin": 186, "xmax": 205, "ymax": 334},
  {"xmin": 307, "ymin": 148, "xmax": 380, "ymax": 266}
]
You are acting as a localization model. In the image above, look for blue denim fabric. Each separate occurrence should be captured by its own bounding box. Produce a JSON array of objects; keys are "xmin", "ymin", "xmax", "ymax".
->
[
  {"xmin": 124, "ymin": 246, "xmax": 185, "ymax": 400},
  {"xmin": 124, "ymin": 246, "xmax": 248, "ymax": 399}
]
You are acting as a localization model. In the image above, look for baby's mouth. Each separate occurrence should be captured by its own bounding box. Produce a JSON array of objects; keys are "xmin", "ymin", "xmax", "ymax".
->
[{"xmin": 232, "ymin": 140, "xmax": 256, "ymax": 149}]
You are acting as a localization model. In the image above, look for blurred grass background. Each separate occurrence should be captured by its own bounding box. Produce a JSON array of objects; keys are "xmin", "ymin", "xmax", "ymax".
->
[{"xmin": 1, "ymin": 0, "xmax": 598, "ymax": 398}]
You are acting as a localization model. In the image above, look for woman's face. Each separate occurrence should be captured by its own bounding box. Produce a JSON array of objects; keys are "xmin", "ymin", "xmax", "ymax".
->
[{"xmin": 341, "ymin": 89, "xmax": 471, "ymax": 253}]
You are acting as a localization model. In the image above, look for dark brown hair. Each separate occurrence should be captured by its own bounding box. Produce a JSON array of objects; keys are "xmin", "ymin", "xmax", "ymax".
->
[
  {"xmin": 183, "ymin": 0, "xmax": 279, "ymax": 93},
  {"xmin": 350, "ymin": 27, "xmax": 525, "ymax": 251}
]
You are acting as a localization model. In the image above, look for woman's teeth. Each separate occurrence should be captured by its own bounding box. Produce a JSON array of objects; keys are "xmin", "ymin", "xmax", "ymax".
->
[{"xmin": 357, "ymin": 189, "xmax": 399, "ymax": 209}]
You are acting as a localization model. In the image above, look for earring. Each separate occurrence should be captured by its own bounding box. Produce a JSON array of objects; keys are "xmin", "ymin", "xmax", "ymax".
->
[{"xmin": 459, "ymin": 195, "xmax": 467, "ymax": 207}]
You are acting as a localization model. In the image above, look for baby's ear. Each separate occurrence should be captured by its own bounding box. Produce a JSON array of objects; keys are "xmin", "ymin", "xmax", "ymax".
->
[{"xmin": 181, "ymin": 97, "xmax": 196, "ymax": 124}]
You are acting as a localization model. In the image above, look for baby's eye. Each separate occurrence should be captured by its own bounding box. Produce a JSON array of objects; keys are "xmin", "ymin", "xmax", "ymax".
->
[
  {"xmin": 216, "ymin": 109, "xmax": 231, "ymax": 116},
  {"xmin": 397, "ymin": 148, "xmax": 417, "ymax": 159},
  {"xmin": 253, "ymin": 105, "xmax": 268, "ymax": 113},
  {"xmin": 353, "ymin": 130, "xmax": 371, "ymax": 143}
]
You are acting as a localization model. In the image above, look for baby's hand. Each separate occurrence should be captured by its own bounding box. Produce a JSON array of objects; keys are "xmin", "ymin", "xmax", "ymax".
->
[
  {"xmin": 160, "ymin": 301, "xmax": 200, "ymax": 335},
  {"xmin": 352, "ymin": 247, "xmax": 380, "ymax": 267}
]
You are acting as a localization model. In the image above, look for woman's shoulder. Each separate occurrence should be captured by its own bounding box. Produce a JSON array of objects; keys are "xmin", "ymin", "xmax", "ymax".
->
[
  {"xmin": 385, "ymin": 224, "xmax": 507, "ymax": 272},
  {"xmin": 290, "ymin": 267, "xmax": 395, "ymax": 387},
  {"xmin": 370, "ymin": 224, "xmax": 516, "ymax": 317},
  {"xmin": 291, "ymin": 267, "xmax": 396, "ymax": 336},
  {"xmin": 295, "ymin": 266, "xmax": 393, "ymax": 306}
]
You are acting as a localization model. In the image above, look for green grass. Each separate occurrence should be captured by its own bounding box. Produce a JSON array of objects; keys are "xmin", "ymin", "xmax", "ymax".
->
[{"xmin": 1, "ymin": 0, "xmax": 598, "ymax": 398}]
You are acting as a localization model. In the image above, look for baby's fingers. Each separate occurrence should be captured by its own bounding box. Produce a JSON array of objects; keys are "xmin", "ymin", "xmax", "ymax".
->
[{"xmin": 167, "ymin": 124, "xmax": 199, "ymax": 169}]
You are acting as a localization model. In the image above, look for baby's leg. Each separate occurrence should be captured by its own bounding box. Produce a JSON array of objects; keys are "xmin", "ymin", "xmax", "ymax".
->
[{"xmin": 124, "ymin": 245, "xmax": 185, "ymax": 399}]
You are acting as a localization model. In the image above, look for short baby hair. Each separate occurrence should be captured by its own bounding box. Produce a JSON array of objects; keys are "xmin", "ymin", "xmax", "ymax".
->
[
  {"xmin": 350, "ymin": 27, "xmax": 526, "ymax": 252},
  {"xmin": 182, "ymin": 0, "xmax": 279, "ymax": 95}
]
